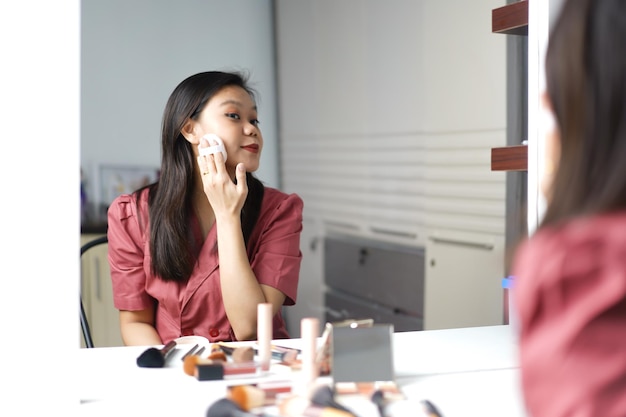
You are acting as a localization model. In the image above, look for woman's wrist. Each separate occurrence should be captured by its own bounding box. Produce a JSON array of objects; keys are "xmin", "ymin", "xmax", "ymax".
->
[{"xmin": 215, "ymin": 212, "xmax": 242, "ymax": 227}]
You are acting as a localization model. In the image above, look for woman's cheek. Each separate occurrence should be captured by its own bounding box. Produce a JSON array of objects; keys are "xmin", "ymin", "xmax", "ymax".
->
[{"xmin": 540, "ymin": 107, "xmax": 560, "ymax": 201}]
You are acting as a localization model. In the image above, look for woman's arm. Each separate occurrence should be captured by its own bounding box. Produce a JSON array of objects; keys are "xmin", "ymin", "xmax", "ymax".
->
[
  {"xmin": 108, "ymin": 193, "xmax": 162, "ymax": 346},
  {"xmin": 216, "ymin": 213, "xmax": 286, "ymax": 340},
  {"xmin": 198, "ymin": 157, "xmax": 287, "ymax": 340},
  {"xmin": 119, "ymin": 308, "xmax": 162, "ymax": 346}
]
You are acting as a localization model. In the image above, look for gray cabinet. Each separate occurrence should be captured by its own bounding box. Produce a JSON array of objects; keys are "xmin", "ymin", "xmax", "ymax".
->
[{"xmin": 324, "ymin": 235, "xmax": 424, "ymax": 332}]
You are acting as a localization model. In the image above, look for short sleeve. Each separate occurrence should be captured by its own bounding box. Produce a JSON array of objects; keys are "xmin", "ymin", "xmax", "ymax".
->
[
  {"xmin": 250, "ymin": 192, "xmax": 303, "ymax": 306},
  {"xmin": 107, "ymin": 193, "xmax": 154, "ymax": 311}
]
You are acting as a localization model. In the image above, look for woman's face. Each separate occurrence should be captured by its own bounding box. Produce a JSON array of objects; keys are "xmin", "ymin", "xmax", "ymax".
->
[
  {"xmin": 183, "ymin": 85, "xmax": 263, "ymax": 174},
  {"xmin": 540, "ymin": 92, "xmax": 561, "ymax": 201}
]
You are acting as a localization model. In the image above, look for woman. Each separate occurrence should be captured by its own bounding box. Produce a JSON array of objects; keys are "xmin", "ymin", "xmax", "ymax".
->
[
  {"xmin": 512, "ymin": 0, "xmax": 626, "ymax": 416},
  {"xmin": 107, "ymin": 71, "xmax": 303, "ymax": 345}
]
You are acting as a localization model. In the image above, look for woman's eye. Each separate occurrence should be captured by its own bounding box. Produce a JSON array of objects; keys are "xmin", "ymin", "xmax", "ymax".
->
[
  {"xmin": 250, "ymin": 119, "xmax": 260, "ymax": 126},
  {"xmin": 225, "ymin": 113, "xmax": 240, "ymax": 120}
]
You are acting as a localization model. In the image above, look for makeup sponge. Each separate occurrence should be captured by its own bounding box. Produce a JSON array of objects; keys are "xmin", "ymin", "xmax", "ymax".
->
[{"xmin": 199, "ymin": 134, "xmax": 227, "ymax": 161}]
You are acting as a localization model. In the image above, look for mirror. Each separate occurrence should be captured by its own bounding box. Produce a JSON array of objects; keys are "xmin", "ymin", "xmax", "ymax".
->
[{"xmin": 81, "ymin": 0, "xmax": 515, "ymax": 341}]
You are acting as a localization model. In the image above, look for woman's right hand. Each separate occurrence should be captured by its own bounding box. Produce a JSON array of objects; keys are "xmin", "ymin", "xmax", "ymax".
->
[{"xmin": 197, "ymin": 136, "xmax": 248, "ymax": 222}]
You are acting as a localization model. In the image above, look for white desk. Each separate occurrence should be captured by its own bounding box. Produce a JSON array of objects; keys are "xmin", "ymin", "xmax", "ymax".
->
[
  {"xmin": 78, "ymin": 325, "xmax": 528, "ymax": 417},
  {"xmin": 392, "ymin": 324, "xmax": 518, "ymax": 376}
]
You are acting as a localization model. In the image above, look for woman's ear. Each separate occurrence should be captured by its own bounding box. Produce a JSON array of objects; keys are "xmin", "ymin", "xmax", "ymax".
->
[{"xmin": 180, "ymin": 119, "xmax": 199, "ymax": 144}]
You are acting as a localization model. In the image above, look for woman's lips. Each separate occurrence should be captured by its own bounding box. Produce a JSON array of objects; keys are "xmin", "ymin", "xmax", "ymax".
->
[{"xmin": 241, "ymin": 144, "xmax": 259, "ymax": 153}]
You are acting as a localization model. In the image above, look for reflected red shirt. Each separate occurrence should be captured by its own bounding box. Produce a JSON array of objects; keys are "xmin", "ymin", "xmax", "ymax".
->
[
  {"xmin": 107, "ymin": 187, "xmax": 303, "ymax": 343},
  {"xmin": 512, "ymin": 212, "xmax": 626, "ymax": 417}
]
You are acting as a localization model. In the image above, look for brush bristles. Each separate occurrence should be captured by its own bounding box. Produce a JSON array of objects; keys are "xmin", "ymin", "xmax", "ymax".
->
[
  {"xmin": 311, "ymin": 385, "xmax": 354, "ymax": 414},
  {"xmin": 227, "ymin": 386, "xmax": 266, "ymax": 411},
  {"xmin": 278, "ymin": 395, "xmax": 310, "ymax": 417},
  {"xmin": 232, "ymin": 346, "xmax": 255, "ymax": 363},
  {"xmin": 183, "ymin": 355, "xmax": 199, "ymax": 376},
  {"xmin": 206, "ymin": 398, "xmax": 250, "ymax": 417},
  {"xmin": 208, "ymin": 351, "xmax": 227, "ymax": 362},
  {"xmin": 136, "ymin": 348, "xmax": 165, "ymax": 368},
  {"xmin": 282, "ymin": 349, "xmax": 298, "ymax": 364},
  {"xmin": 279, "ymin": 395, "xmax": 358, "ymax": 417},
  {"xmin": 183, "ymin": 356, "xmax": 215, "ymax": 376}
]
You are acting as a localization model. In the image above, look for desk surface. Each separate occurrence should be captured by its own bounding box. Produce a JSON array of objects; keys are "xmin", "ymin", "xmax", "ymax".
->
[
  {"xmin": 393, "ymin": 324, "xmax": 518, "ymax": 376},
  {"xmin": 78, "ymin": 325, "xmax": 527, "ymax": 417}
]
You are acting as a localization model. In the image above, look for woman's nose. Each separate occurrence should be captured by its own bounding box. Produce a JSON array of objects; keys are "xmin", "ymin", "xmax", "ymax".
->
[{"xmin": 244, "ymin": 122, "xmax": 258, "ymax": 136}]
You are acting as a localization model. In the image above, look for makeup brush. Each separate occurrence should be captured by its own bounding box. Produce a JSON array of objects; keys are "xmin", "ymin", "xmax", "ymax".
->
[
  {"xmin": 421, "ymin": 399, "xmax": 444, "ymax": 417},
  {"xmin": 310, "ymin": 385, "xmax": 355, "ymax": 415},
  {"xmin": 227, "ymin": 385, "xmax": 268, "ymax": 411},
  {"xmin": 136, "ymin": 340, "xmax": 176, "ymax": 368},
  {"xmin": 182, "ymin": 354, "xmax": 261, "ymax": 380},
  {"xmin": 181, "ymin": 344, "xmax": 199, "ymax": 361},
  {"xmin": 232, "ymin": 346, "xmax": 255, "ymax": 363},
  {"xmin": 183, "ymin": 354, "xmax": 203, "ymax": 376},
  {"xmin": 279, "ymin": 395, "xmax": 357, "ymax": 417},
  {"xmin": 206, "ymin": 398, "xmax": 257, "ymax": 417},
  {"xmin": 206, "ymin": 398, "xmax": 283, "ymax": 417},
  {"xmin": 183, "ymin": 355, "xmax": 219, "ymax": 376},
  {"xmin": 254, "ymin": 347, "xmax": 298, "ymax": 363},
  {"xmin": 384, "ymin": 399, "xmax": 445, "ymax": 417},
  {"xmin": 370, "ymin": 389, "xmax": 386, "ymax": 417},
  {"xmin": 219, "ymin": 344, "xmax": 281, "ymax": 363},
  {"xmin": 208, "ymin": 350, "xmax": 228, "ymax": 362}
]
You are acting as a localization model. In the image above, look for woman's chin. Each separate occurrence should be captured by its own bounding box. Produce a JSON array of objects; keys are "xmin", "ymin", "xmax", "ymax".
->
[
  {"xmin": 227, "ymin": 162, "xmax": 259, "ymax": 176},
  {"xmin": 243, "ymin": 161, "xmax": 260, "ymax": 173}
]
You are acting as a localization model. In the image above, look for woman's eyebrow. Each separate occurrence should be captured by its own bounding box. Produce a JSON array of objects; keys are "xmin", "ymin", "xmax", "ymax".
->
[{"xmin": 219, "ymin": 99, "xmax": 257, "ymax": 111}]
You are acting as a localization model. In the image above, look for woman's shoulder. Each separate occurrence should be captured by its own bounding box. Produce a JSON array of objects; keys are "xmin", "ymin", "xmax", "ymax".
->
[
  {"xmin": 515, "ymin": 211, "xmax": 626, "ymax": 281},
  {"xmin": 261, "ymin": 187, "xmax": 303, "ymax": 211},
  {"xmin": 108, "ymin": 189, "xmax": 149, "ymax": 218},
  {"xmin": 107, "ymin": 189, "xmax": 151, "ymax": 240},
  {"xmin": 530, "ymin": 211, "xmax": 626, "ymax": 249}
]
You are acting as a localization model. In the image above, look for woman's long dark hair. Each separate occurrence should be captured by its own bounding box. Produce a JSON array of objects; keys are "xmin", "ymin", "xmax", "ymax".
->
[
  {"xmin": 541, "ymin": 0, "xmax": 626, "ymax": 227},
  {"xmin": 142, "ymin": 71, "xmax": 264, "ymax": 282}
]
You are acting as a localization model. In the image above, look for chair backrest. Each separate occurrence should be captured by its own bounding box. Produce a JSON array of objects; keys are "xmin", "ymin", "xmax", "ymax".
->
[{"xmin": 80, "ymin": 235, "xmax": 108, "ymax": 348}]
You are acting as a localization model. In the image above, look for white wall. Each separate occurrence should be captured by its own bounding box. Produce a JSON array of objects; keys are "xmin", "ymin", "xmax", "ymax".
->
[
  {"xmin": 81, "ymin": 0, "xmax": 279, "ymax": 214},
  {"xmin": 275, "ymin": 0, "xmax": 508, "ymax": 333},
  {"xmin": 0, "ymin": 0, "xmax": 79, "ymax": 414},
  {"xmin": 276, "ymin": 0, "xmax": 507, "ymax": 243}
]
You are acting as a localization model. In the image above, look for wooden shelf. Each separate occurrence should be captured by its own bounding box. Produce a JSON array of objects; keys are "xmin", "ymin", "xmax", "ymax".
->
[
  {"xmin": 492, "ymin": 0, "xmax": 528, "ymax": 36},
  {"xmin": 491, "ymin": 2, "xmax": 528, "ymax": 172},
  {"xmin": 491, "ymin": 145, "xmax": 527, "ymax": 171}
]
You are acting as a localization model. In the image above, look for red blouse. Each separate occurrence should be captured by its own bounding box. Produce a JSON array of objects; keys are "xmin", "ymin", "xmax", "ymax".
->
[
  {"xmin": 107, "ymin": 187, "xmax": 303, "ymax": 343},
  {"xmin": 512, "ymin": 212, "xmax": 626, "ymax": 417}
]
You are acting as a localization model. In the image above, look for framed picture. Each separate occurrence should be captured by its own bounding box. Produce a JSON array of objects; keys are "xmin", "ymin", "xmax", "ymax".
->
[{"xmin": 96, "ymin": 164, "xmax": 159, "ymax": 212}]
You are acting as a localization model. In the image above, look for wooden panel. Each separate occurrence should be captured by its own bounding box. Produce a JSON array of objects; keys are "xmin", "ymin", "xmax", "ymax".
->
[
  {"xmin": 491, "ymin": 145, "xmax": 528, "ymax": 171},
  {"xmin": 492, "ymin": 0, "xmax": 529, "ymax": 36}
]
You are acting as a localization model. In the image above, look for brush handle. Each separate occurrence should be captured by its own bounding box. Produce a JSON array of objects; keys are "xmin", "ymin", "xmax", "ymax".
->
[
  {"xmin": 217, "ymin": 344, "xmax": 236, "ymax": 355},
  {"xmin": 161, "ymin": 340, "xmax": 177, "ymax": 358},
  {"xmin": 257, "ymin": 303, "xmax": 272, "ymax": 371},
  {"xmin": 180, "ymin": 343, "xmax": 199, "ymax": 361},
  {"xmin": 299, "ymin": 318, "xmax": 320, "ymax": 394}
]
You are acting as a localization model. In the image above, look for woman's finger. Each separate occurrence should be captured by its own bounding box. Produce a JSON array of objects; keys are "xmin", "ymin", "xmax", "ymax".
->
[
  {"xmin": 235, "ymin": 163, "xmax": 247, "ymax": 193},
  {"xmin": 208, "ymin": 137, "xmax": 226, "ymax": 175}
]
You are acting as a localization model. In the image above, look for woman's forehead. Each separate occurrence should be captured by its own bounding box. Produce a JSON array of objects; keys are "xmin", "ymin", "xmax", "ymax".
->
[{"xmin": 210, "ymin": 86, "xmax": 256, "ymax": 108}]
